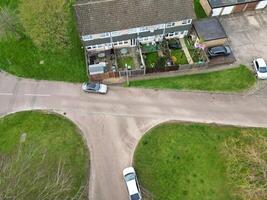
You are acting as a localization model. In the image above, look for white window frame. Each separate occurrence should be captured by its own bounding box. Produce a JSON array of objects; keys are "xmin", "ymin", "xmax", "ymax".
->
[
  {"xmin": 99, "ymin": 32, "xmax": 110, "ymax": 38},
  {"xmin": 182, "ymin": 19, "xmax": 192, "ymax": 25},
  {"xmin": 82, "ymin": 35, "xmax": 93, "ymax": 41},
  {"xmin": 166, "ymin": 22, "xmax": 175, "ymax": 28}
]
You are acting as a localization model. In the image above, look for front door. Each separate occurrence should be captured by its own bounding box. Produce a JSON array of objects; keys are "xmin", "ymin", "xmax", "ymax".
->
[{"xmin": 130, "ymin": 39, "xmax": 136, "ymax": 46}]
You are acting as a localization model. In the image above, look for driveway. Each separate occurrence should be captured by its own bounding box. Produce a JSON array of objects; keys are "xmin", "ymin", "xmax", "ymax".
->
[
  {"xmin": 1, "ymin": 71, "xmax": 267, "ymax": 200},
  {"xmin": 220, "ymin": 10, "xmax": 267, "ymax": 65}
]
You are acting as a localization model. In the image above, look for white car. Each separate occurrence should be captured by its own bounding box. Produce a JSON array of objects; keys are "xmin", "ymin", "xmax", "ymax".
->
[
  {"xmin": 123, "ymin": 167, "xmax": 142, "ymax": 200},
  {"xmin": 82, "ymin": 82, "xmax": 108, "ymax": 94},
  {"xmin": 252, "ymin": 58, "xmax": 267, "ymax": 79}
]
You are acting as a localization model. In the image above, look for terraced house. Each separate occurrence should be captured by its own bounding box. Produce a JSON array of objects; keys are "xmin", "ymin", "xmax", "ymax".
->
[{"xmin": 74, "ymin": 0, "xmax": 195, "ymax": 52}]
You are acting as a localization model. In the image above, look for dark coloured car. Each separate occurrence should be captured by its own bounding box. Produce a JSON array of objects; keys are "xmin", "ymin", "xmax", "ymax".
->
[{"xmin": 208, "ymin": 46, "xmax": 231, "ymax": 58}]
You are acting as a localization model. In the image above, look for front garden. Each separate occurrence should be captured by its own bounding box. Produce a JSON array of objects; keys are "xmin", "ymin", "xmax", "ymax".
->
[
  {"xmin": 134, "ymin": 122, "xmax": 267, "ymax": 200},
  {"xmin": 142, "ymin": 39, "xmax": 188, "ymax": 70},
  {"xmin": 117, "ymin": 56, "xmax": 135, "ymax": 69}
]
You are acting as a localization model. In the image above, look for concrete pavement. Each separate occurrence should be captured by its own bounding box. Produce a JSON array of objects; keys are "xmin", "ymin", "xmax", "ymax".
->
[
  {"xmin": 1, "ymin": 71, "xmax": 267, "ymax": 200},
  {"xmin": 220, "ymin": 10, "xmax": 267, "ymax": 65}
]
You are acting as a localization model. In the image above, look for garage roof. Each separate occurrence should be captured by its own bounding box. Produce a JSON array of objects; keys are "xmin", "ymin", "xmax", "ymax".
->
[
  {"xmin": 193, "ymin": 17, "xmax": 227, "ymax": 41},
  {"xmin": 208, "ymin": 0, "xmax": 258, "ymax": 8},
  {"xmin": 74, "ymin": 0, "xmax": 195, "ymax": 35}
]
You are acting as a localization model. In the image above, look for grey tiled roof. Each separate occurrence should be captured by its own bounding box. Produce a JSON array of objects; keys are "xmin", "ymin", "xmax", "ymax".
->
[{"xmin": 74, "ymin": 0, "xmax": 195, "ymax": 35}]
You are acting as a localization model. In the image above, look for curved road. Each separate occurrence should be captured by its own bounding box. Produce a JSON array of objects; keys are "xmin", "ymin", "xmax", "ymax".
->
[{"xmin": 1, "ymin": 71, "xmax": 267, "ymax": 199}]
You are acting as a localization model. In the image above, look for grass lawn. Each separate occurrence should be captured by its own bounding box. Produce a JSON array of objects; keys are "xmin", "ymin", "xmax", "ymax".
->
[
  {"xmin": 144, "ymin": 52, "xmax": 159, "ymax": 68},
  {"xmin": 0, "ymin": 1, "xmax": 87, "ymax": 82},
  {"xmin": 129, "ymin": 65, "xmax": 256, "ymax": 92},
  {"xmin": 117, "ymin": 56, "xmax": 135, "ymax": 69},
  {"xmin": 0, "ymin": 111, "xmax": 89, "ymax": 199},
  {"xmin": 171, "ymin": 49, "xmax": 188, "ymax": 65},
  {"xmin": 134, "ymin": 123, "xmax": 267, "ymax": 200},
  {"xmin": 194, "ymin": 0, "xmax": 208, "ymax": 19}
]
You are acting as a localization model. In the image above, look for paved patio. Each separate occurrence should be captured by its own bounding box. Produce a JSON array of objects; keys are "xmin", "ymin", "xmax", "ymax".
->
[{"xmin": 220, "ymin": 10, "xmax": 267, "ymax": 65}]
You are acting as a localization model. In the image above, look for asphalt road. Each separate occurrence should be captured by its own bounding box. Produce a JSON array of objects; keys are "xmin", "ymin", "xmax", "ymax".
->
[{"xmin": 1, "ymin": 71, "xmax": 267, "ymax": 200}]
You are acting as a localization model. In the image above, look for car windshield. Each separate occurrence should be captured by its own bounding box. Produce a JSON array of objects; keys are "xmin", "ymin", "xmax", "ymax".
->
[
  {"xmin": 88, "ymin": 83, "xmax": 100, "ymax": 90},
  {"xmin": 130, "ymin": 193, "xmax": 140, "ymax": 200},
  {"xmin": 124, "ymin": 173, "xmax": 135, "ymax": 182},
  {"xmin": 259, "ymin": 66, "xmax": 267, "ymax": 73},
  {"xmin": 211, "ymin": 47, "xmax": 225, "ymax": 54}
]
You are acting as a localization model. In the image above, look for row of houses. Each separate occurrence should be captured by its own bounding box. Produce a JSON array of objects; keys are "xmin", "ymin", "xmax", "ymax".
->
[
  {"xmin": 74, "ymin": 0, "xmax": 267, "ymax": 54},
  {"xmin": 74, "ymin": 0, "xmax": 195, "ymax": 52}
]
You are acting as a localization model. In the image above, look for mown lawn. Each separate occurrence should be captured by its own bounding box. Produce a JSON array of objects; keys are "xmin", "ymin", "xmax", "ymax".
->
[
  {"xmin": 117, "ymin": 56, "xmax": 135, "ymax": 69},
  {"xmin": 134, "ymin": 123, "xmax": 267, "ymax": 200},
  {"xmin": 129, "ymin": 65, "xmax": 256, "ymax": 92},
  {"xmin": 194, "ymin": 0, "xmax": 208, "ymax": 19},
  {"xmin": 0, "ymin": 1, "xmax": 87, "ymax": 82},
  {"xmin": 0, "ymin": 111, "xmax": 89, "ymax": 199},
  {"xmin": 144, "ymin": 52, "xmax": 159, "ymax": 68},
  {"xmin": 171, "ymin": 49, "xmax": 188, "ymax": 65}
]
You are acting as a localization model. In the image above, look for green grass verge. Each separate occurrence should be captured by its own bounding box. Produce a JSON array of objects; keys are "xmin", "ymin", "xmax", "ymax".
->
[
  {"xmin": 129, "ymin": 65, "xmax": 256, "ymax": 92},
  {"xmin": 144, "ymin": 52, "xmax": 159, "ymax": 68},
  {"xmin": 171, "ymin": 49, "xmax": 188, "ymax": 65},
  {"xmin": 194, "ymin": 0, "xmax": 208, "ymax": 19},
  {"xmin": 0, "ymin": 1, "xmax": 87, "ymax": 82},
  {"xmin": 0, "ymin": 111, "xmax": 89, "ymax": 199},
  {"xmin": 117, "ymin": 56, "xmax": 135, "ymax": 69},
  {"xmin": 134, "ymin": 123, "xmax": 267, "ymax": 200}
]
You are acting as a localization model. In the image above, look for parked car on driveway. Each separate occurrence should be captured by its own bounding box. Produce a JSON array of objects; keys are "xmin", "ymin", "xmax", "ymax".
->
[
  {"xmin": 208, "ymin": 45, "xmax": 231, "ymax": 58},
  {"xmin": 123, "ymin": 167, "xmax": 142, "ymax": 200},
  {"xmin": 252, "ymin": 58, "xmax": 267, "ymax": 79},
  {"xmin": 82, "ymin": 82, "xmax": 108, "ymax": 94}
]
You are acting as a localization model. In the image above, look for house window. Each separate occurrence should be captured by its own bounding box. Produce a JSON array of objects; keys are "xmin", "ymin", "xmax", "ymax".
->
[
  {"xmin": 128, "ymin": 28, "xmax": 137, "ymax": 34},
  {"xmin": 139, "ymin": 26, "xmax": 149, "ymax": 32},
  {"xmin": 166, "ymin": 22, "xmax": 175, "ymax": 28},
  {"xmin": 119, "ymin": 41, "xmax": 123, "ymax": 45},
  {"xmin": 82, "ymin": 35, "xmax": 93, "ymax": 41},
  {"xmin": 182, "ymin": 19, "xmax": 192, "ymax": 25},
  {"xmin": 99, "ymin": 32, "xmax": 110, "ymax": 38},
  {"xmin": 111, "ymin": 31, "xmax": 121, "ymax": 37},
  {"xmin": 168, "ymin": 32, "xmax": 174, "ymax": 37},
  {"xmin": 124, "ymin": 41, "xmax": 128, "ymax": 44}
]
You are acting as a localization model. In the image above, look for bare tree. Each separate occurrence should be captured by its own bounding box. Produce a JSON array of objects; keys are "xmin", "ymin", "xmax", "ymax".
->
[{"xmin": 0, "ymin": 141, "xmax": 86, "ymax": 200}]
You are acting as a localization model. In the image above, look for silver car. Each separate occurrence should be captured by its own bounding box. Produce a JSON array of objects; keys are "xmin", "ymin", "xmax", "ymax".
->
[{"xmin": 82, "ymin": 82, "xmax": 108, "ymax": 94}]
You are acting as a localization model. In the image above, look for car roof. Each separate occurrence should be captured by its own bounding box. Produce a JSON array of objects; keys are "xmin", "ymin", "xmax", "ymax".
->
[
  {"xmin": 210, "ymin": 46, "xmax": 225, "ymax": 52},
  {"xmin": 123, "ymin": 167, "xmax": 135, "ymax": 176},
  {"xmin": 126, "ymin": 179, "xmax": 139, "ymax": 195},
  {"xmin": 256, "ymin": 58, "xmax": 266, "ymax": 67}
]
